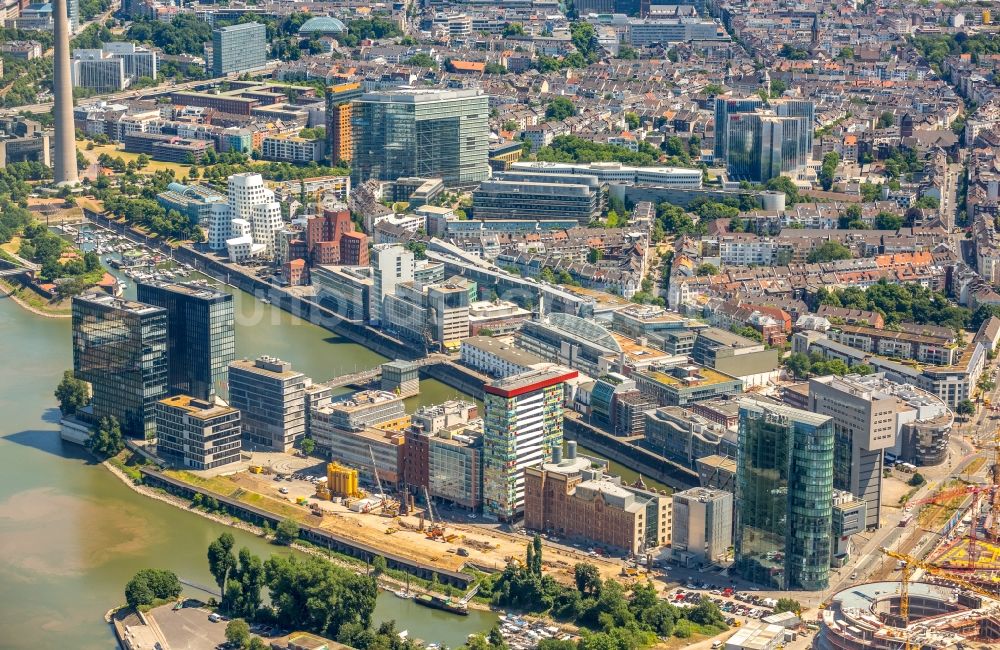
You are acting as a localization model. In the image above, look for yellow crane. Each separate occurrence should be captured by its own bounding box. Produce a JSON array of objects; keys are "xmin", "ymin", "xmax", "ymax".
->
[
  {"xmin": 880, "ymin": 546, "xmax": 1000, "ymax": 617},
  {"xmin": 879, "ymin": 547, "xmax": 1000, "ymax": 650}
]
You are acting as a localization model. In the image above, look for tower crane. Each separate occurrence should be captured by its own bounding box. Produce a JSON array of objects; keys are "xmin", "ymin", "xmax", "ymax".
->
[{"xmin": 879, "ymin": 547, "xmax": 1000, "ymax": 650}]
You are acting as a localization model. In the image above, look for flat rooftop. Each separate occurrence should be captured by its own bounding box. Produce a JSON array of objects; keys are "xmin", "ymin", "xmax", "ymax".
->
[
  {"xmin": 158, "ymin": 394, "xmax": 236, "ymax": 419},
  {"xmin": 463, "ymin": 335, "xmax": 546, "ymax": 367},
  {"xmin": 641, "ymin": 364, "xmax": 738, "ymax": 389},
  {"xmin": 328, "ymin": 390, "xmax": 403, "ymax": 412},
  {"xmin": 484, "ymin": 366, "xmax": 579, "ymax": 398},
  {"xmin": 74, "ymin": 292, "xmax": 165, "ymax": 316}
]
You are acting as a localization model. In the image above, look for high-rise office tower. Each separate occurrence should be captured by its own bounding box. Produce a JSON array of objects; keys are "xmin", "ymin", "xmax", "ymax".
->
[
  {"xmin": 370, "ymin": 244, "xmax": 415, "ymax": 326},
  {"xmin": 735, "ymin": 400, "xmax": 834, "ymax": 591},
  {"xmin": 809, "ymin": 375, "xmax": 897, "ymax": 530},
  {"xmin": 351, "ymin": 88, "xmax": 491, "ymax": 187},
  {"xmin": 228, "ymin": 356, "xmax": 307, "ymax": 452},
  {"xmin": 72, "ymin": 293, "xmax": 168, "ymax": 439},
  {"xmin": 325, "ymin": 82, "xmax": 362, "ymax": 165},
  {"xmin": 713, "ymin": 97, "xmax": 814, "ymax": 182},
  {"xmin": 211, "ymin": 23, "xmax": 266, "ymax": 77},
  {"xmin": 482, "ymin": 366, "xmax": 578, "ymax": 520},
  {"xmin": 52, "ymin": 0, "xmax": 78, "ymax": 185},
  {"xmin": 136, "ymin": 281, "xmax": 235, "ymax": 401}
]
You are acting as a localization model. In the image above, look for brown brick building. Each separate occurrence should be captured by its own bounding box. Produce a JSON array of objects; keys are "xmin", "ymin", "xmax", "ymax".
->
[{"xmin": 524, "ymin": 444, "xmax": 671, "ymax": 555}]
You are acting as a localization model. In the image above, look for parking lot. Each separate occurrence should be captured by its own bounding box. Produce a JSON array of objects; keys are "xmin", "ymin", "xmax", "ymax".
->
[{"xmin": 146, "ymin": 603, "xmax": 229, "ymax": 650}]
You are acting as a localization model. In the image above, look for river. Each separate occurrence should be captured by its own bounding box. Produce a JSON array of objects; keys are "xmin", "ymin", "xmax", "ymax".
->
[{"xmin": 0, "ymin": 283, "xmax": 496, "ymax": 649}]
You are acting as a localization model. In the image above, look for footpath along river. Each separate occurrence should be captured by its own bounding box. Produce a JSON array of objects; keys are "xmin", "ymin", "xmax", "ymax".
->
[{"xmin": 0, "ymin": 281, "xmax": 496, "ymax": 650}]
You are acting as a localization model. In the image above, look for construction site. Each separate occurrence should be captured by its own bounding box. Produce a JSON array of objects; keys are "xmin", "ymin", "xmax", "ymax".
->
[
  {"xmin": 817, "ymin": 430, "xmax": 1000, "ymax": 649},
  {"xmin": 164, "ymin": 455, "xmax": 625, "ymax": 585}
]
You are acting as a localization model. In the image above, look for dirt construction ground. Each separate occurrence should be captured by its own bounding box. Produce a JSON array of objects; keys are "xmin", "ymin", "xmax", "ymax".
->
[{"xmin": 169, "ymin": 466, "xmax": 624, "ymax": 584}]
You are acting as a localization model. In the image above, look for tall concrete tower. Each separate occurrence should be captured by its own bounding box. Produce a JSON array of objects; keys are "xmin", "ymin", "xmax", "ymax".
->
[{"xmin": 52, "ymin": 0, "xmax": 79, "ymax": 185}]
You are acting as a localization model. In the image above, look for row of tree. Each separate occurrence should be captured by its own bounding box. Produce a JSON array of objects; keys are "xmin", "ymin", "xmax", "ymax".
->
[
  {"xmin": 478, "ymin": 538, "xmax": 727, "ymax": 649},
  {"xmin": 815, "ymin": 280, "xmax": 971, "ymax": 330},
  {"xmin": 206, "ymin": 533, "xmax": 379, "ymax": 640}
]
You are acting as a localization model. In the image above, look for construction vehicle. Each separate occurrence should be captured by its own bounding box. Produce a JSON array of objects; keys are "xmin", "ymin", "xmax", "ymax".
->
[
  {"xmin": 249, "ymin": 465, "xmax": 264, "ymax": 474},
  {"xmin": 423, "ymin": 486, "xmax": 445, "ymax": 540},
  {"xmin": 385, "ymin": 527, "xmax": 397, "ymax": 535}
]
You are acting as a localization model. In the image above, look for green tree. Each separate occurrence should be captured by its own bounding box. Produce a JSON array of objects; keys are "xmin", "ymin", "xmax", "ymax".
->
[
  {"xmin": 531, "ymin": 534, "xmax": 543, "ymax": 576},
  {"xmin": 372, "ymin": 555, "xmax": 387, "ymax": 578},
  {"xmin": 624, "ymin": 112, "xmax": 640, "ymax": 130},
  {"xmin": 264, "ymin": 554, "xmax": 377, "ymax": 639},
  {"xmin": 878, "ymin": 111, "xmax": 895, "ymax": 129},
  {"xmin": 696, "ymin": 263, "xmax": 718, "ymax": 276},
  {"xmin": 819, "ymin": 152, "xmax": 839, "ymax": 191},
  {"xmin": 225, "ymin": 619, "xmax": 251, "ymax": 648},
  {"xmin": 407, "ymin": 53, "xmax": 438, "ymax": 69},
  {"xmin": 540, "ymin": 267, "xmax": 558, "ymax": 284},
  {"xmin": 545, "ymin": 97, "xmax": 577, "ymax": 121},
  {"xmin": 956, "ymin": 399, "xmax": 976, "ymax": 418},
  {"xmin": 784, "ymin": 353, "xmax": 812, "ymax": 379},
  {"xmin": 300, "ymin": 437, "xmax": 316, "ymax": 455},
  {"xmin": 807, "ymin": 241, "xmax": 852, "ymax": 263},
  {"xmin": 909, "ymin": 472, "xmax": 926, "ymax": 487},
  {"xmin": 208, "ymin": 533, "xmax": 238, "ymax": 597},
  {"xmin": 274, "ymin": 518, "xmax": 300, "ymax": 545},
  {"xmin": 773, "ymin": 598, "xmax": 802, "ymax": 615},
  {"xmin": 124, "ymin": 574, "xmax": 155, "ymax": 609},
  {"xmin": 574, "ymin": 563, "xmax": 602, "ymax": 596},
  {"xmin": 124, "ymin": 568, "xmax": 182, "ymax": 608},
  {"xmin": 587, "ymin": 247, "xmax": 604, "ymax": 263},
  {"xmin": 54, "ymin": 370, "xmax": 89, "ymax": 415},
  {"xmin": 874, "ymin": 212, "xmax": 903, "ymax": 230},
  {"xmin": 88, "ymin": 415, "xmax": 124, "ymax": 458}
]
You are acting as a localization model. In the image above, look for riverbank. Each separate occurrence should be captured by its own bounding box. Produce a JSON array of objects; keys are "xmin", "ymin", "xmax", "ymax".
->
[
  {"xmin": 0, "ymin": 277, "xmax": 71, "ymax": 318},
  {"xmin": 98, "ymin": 451, "xmax": 493, "ymax": 611}
]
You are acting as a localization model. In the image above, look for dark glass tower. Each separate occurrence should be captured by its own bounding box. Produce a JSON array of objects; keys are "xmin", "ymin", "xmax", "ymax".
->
[
  {"xmin": 714, "ymin": 97, "xmax": 814, "ymax": 182},
  {"xmin": 735, "ymin": 400, "xmax": 834, "ymax": 591},
  {"xmin": 136, "ymin": 281, "xmax": 235, "ymax": 401},
  {"xmin": 72, "ymin": 293, "xmax": 168, "ymax": 439}
]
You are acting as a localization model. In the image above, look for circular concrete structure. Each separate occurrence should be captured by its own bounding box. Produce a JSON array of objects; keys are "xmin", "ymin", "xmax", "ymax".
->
[{"xmin": 817, "ymin": 581, "xmax": 1000, "ymax": 650}]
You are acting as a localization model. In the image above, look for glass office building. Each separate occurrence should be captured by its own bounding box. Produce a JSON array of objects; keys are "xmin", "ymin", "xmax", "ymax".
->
[
  {"xmin": 136, "ymin": 281, "xmax": 235, "ymax": 400},
  {"xmin": 713, "ymin": 98, "xmax": 814, "ymax": 182},
  {"xmin": 735, "ymin": 400, "xmax": 834, "ymax": 591},
  {"xmin": 212, "ymin": 22, "xmax": 266, "ymax": 77},
  {"xmin": 351, "ymin": 88, "xmax": 491, "ymax": 187},
  {"xmin": 72, "ymin": 293, "xmax": 168, "ymax": 439}
]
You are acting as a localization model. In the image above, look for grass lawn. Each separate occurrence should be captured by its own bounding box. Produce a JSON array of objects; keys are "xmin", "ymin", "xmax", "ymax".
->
[
  {"xmin": 164, "ymin": 469, "xmax": 242, "ymax": 498},
  {"xmin": 0, "ymin": 276, "xmax": 72, "ymax": 314},
  {"xmin": 78, "ymin": 140, "xmax": 195, "ymax": 178},
  {"xmin": 0, "ymin": 236, "xmax": 21, "ymax": 256}
]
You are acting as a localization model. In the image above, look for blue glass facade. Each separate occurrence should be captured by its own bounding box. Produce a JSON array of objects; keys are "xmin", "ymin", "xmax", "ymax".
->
[{"xmin": 735, "ymin": 401, "xmax": 834, "ymax": 591}]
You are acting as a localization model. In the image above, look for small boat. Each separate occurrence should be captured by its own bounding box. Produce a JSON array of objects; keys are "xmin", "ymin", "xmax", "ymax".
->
[
  {"xmin": 261, "ymin": 298, "xmax": 271, "ymax": 305},
  {"xmin": 394, "ymin": 590, "xmax": 413, "ymax": 599}
]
